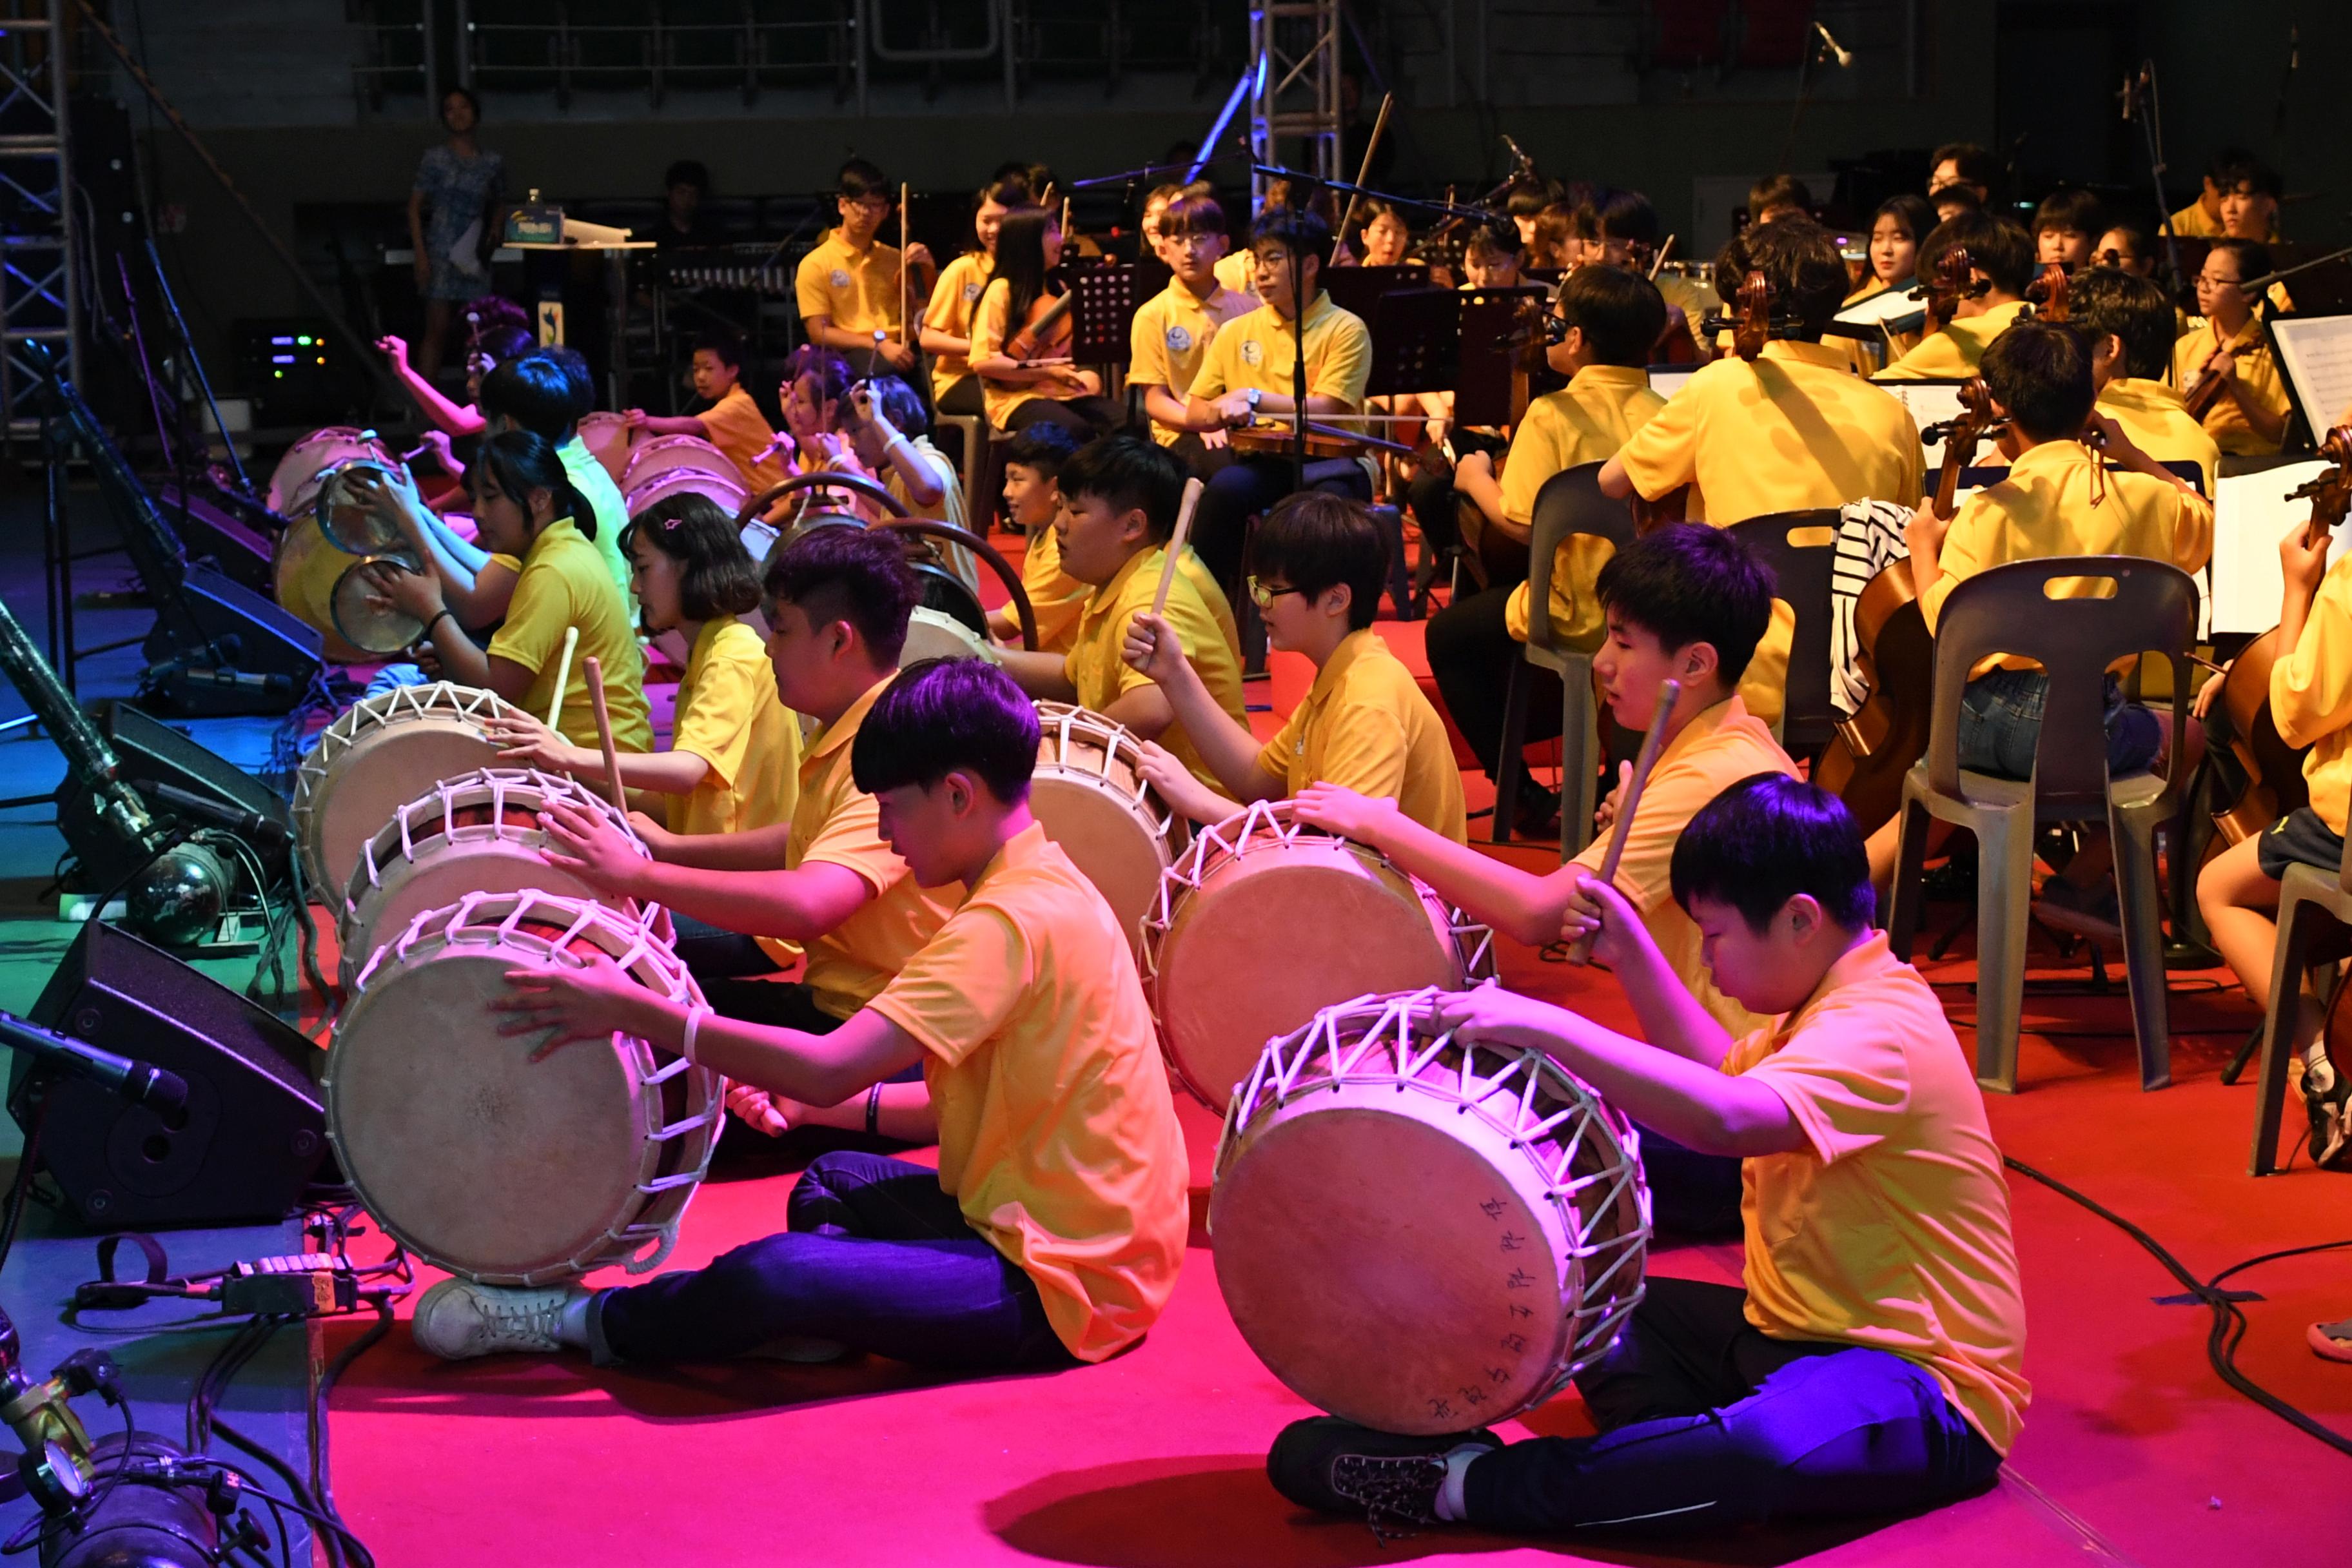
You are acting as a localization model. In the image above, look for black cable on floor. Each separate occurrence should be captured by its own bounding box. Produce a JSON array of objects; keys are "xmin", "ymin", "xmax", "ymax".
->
[{"xmin": 2002, "ymin": 1153, "xmax": 2352, "ymax": 1459}]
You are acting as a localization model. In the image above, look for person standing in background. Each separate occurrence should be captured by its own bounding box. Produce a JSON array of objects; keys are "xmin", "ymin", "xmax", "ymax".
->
[{"xmin": 407, "ymin": 87, "xmax": 505, "ymax": 387}]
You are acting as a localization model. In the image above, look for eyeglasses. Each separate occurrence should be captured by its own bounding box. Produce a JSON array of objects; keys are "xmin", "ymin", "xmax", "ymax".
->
[{"xmin": 1246, "ymin": 576, "xmax": 1306, "ymax": 609}]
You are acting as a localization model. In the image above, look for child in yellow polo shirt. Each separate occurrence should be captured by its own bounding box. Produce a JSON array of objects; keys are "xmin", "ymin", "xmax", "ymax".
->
[
  {"xmin": 2176, "ymin": 239, "xmax": 2291, "ymax": 456},
  {"xmin": 998, "ymin": 436, "xmax": 1246, "ymax": 792},
  {"xmin": 1874, "ymin": 211, "xmax": 2034, "ymax": 380},
  {"xmin": 2197, "ymin": 510, "xmax": 2352, "ymax": 1169},
  {"xmin": 969, "ymin": 208, "xmax": 1117, "ymax": 439},
  {"xmin": 531, "ymin": 526, "xmax": 952, "ymax": 1148},
  {"xmin": 919, "ymin": 173, "xmax": 1026, "ymax": 418},
  {"xmin": 1428, "ymin": 266, "xmax": 1667, "ymax": 823},
  {"xmin": 985, "ymin": 422, "xmax": 1089, "ymax": 652},
  {"xmin": 1271, "ymin": 774, "xmax": 2024, "ymax": 1540},
  {"xmin": 373, "ymin": 429, "xmax": 650, "ymax": 755},
  {"xmin": 1129, "ymin": 192, "xmax": 1255, "ymax": 464},
  {"xmin": 794, "ymin": 157, "xmax": 931, "ymax": 377},
  {"xmin": 418, "ymin": 659, "xmax": 1189, "ymax": 1376},
  {"xmin": 484, "ymin": 493, "xmax": 797, "ymax": 838},
  {"xmin": 1122, "ymin": 493, "xmax": 1466, "ymax": 842},
  {"xmin": 1298, "ymin": 524, "xmax": 1796, "ymax": 1236},
  {"xmin": 629, "ymin": 331, "xmax": 786, "ymax": 496}
]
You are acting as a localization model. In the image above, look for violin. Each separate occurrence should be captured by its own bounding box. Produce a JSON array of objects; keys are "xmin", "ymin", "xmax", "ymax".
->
[
  {"xmin": 1005, "ymin": 286, "xmax": 1075, "ymax": 365},
  {"xmin": 1816, "ymin": 379, "xmax": 2007, "ymax": 832},
  {"xmin": 2207, "ymin": 426, "xmax": 2352, "ymax": 843},
  {"xmin": 2179, "ymin": 321, "xmax": 2243, "ymax": 422},
  {"xmin": 1912, "ymin": 246, "xmax": 1987, "ymax": 340}
]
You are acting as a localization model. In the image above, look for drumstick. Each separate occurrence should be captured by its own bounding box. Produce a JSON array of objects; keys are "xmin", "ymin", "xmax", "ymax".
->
[
  {"xmin": 545, "ymin": 625, "xmax": 580, "ymax": 729},
  {"xmin": 1565, "ymin": 678, "xmax": 1680, "ymax": 967},
  {"xmin": 582, "ymin": 656, "xmax": 630, "ymax": 817},
  {"xmin": 898, "ymin": 181, "xmax": 910, "ymax": 346},
  {"xmin": 1151, "ymin": 477, "xmax": 1206, "ymax": 616}
]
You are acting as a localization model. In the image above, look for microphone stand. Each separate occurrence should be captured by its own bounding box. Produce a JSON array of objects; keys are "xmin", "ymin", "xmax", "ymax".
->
[{"xmin": 2123, "ymin": 61, "xmax": 2187, "ymax": 295}]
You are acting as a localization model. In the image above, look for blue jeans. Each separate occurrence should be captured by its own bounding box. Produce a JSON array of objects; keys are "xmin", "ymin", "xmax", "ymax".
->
[
  {"xmin": 592, "ymin": 1152, "xmax": 1073, "ymax": 1371},
  {"xmin": 1956, "ymin": 668, "xmax": 2160, "ymax": 782},
  {"xmin": 1462, "ymin": 1279, "xmax": 2001, "ymax": 1534}
]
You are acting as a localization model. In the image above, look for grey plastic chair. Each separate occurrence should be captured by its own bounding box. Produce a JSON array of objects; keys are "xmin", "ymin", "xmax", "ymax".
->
[
  {"xmin": 1727, "ymin": 509, "xmax": 1845, "ymax": 756},
  {"xmin": 1493, "ymin": 463, "xmax": 1632, "ymax": 858},
  {"xmin": 2246, "ymin": 827, "xmax": 2352, "ymax": 1173},
  {"xmin": 1885, "ymin": 555, "xmax": 2197, "ymax": 1093}
]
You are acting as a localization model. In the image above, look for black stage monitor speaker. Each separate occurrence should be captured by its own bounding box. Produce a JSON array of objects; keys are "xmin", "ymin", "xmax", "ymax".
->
[
  {"xmin": 14, "ymin": 922, "xmax": 326, "ymax": 1230},
  {"xmin": 54, "ymin": 700, "xmax": 294, "ymax": 891}
]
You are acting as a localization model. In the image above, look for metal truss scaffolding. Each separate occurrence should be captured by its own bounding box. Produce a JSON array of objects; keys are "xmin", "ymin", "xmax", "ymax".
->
[
  {"xmin": 0, "ymin": 0, "xmax": 78, "ymax": 446},
  {"xmin": 1247, "ymin": 0, "xmax": 1340, "ymax": 206}
]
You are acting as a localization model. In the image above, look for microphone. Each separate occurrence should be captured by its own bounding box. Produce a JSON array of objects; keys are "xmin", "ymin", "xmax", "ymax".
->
[
  {"xmin": 0, "ymin": 1011, "xmax": 188, "ymax": 1124},
  {"xmin": 1814, "ymin": 22, "xmax": 1852, "ymax": 69},
  {"xmin": 144, "ymin": 783, "xmax": 291, "ymax": 850},
  {"xmin": 1500, "ymin": 135, "xmax": 1536, "ymax": 175}
]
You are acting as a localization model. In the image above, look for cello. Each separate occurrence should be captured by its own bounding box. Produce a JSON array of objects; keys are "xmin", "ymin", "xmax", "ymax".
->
[
  {"xmin": 1913, "ymin": 245, "xmax": 1986, "ymax": 340},
  {"xmin": 2204, "ymin": 426, "xmax": 2352, "ymax": 843},
  {"xmin": 1815, "ymin": 378, "xmax": 2006, "ymax": 834}
]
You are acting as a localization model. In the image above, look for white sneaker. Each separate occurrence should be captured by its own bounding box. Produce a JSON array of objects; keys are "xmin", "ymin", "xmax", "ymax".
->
[{"xmin": 411, "ymin": 1278, "xmax": 578, "ymax": 1360}]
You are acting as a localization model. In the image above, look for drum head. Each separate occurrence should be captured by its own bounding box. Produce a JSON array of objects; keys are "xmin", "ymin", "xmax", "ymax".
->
[
  {"xmin": 316, "ymin": 464, "xmax": 408, "ymax": 554},
  {"xmin": 1031, "ymin": 774, "xmax": 1165, "ymax": 947},
  {"xmin": 272, "ymin": 520, "xmax": 373, "ymax": 665},
  {"xmin": 900, "ymin": 607, "xmax": 993, "ymax": 667},
  {"xmin": 625, "ymin": 467, "xmax": 749, "ymax": 522},
  {"xmin": 311, "ymin": 721, "xmax": 502, "ymax": 895},
  {"xmin": 329, "ymin": 558, "xmax": 425, "ymax": 656},
  {"xmin": 331, "ymin": 950, "xmax": 650, "ymax": 1280},
  {"xmin": 342, "ymin": 843, "xmax": 606, "ymax": 982},
  {"xmin": 1155, "ymin": 842, "xmax": 1462, "ymax": 1110}
]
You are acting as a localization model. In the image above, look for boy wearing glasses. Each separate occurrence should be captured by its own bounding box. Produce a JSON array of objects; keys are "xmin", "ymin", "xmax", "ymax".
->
[
  {"xmin": 796, "ymin": 158, "xmax": 934, "ymax": 377},
  {"xmin": 1121, "ymin": 492, "xmax": 1466, "ymax": 841},
  {"xmin": 997, "ymin": 436, "xmax": 1246, "ymax": 792}
]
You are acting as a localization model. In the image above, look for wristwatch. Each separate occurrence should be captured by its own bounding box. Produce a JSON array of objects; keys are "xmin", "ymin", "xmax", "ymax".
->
[{"xmin": 1244, "ymin": 387, "xmax": 1262, "ymax": 413}]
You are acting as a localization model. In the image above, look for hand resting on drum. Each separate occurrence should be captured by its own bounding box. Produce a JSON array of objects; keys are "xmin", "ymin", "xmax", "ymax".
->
[
  {"xmin": 536, "ymin": 796, "xmax": 657, "ymax": 898},
  {"xmin": 495, "ymin": 948, "xmax": 651, "ymax": 1060},
  {"xmin": 487, "ymin": 712, "xmax": 710, "ymax": 798},
  {"xmin": 1289, "ymin": 781, "xmax": 1404, "ymax": 845},
  {"xmin": 1133, "ymin": 739, "xmax": 1244, "ymax": 830}
]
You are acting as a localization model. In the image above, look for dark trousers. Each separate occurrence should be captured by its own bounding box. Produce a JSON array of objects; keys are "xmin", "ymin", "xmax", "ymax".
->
[
  {"xmin": 1190, "ymin": 452, "xmax": 1371, "ymax": 592},
  {"xmin": 1426, "ymin": 585, "xmax": 1558, "ymax": 784},
  {"xmin": 593, "ymin": 1151, "xmax": 1075, "ymax": 1371},
  {"xmin": 934, "ymin": 377, "xmax": 985, "ymax": 417},
  {"xmin": 1632, "ymin": 1124, "xmax": 1745, "ymax": 1239},
  {"xmin": 1462, "ymin": 1279, "xmax": 2002, "ymax": 1535},
  {"xmin": 669, "ymin": 913, "xmax": 848, "ymax": 1035}
]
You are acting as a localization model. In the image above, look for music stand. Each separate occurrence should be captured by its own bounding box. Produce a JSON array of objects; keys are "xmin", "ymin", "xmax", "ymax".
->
[
  {"xmin": 1321, "ymin": 265, "xmax": 1431, "ymax": 326},
  {"xmin": 1452, "ymin": 286, "xmax": 1551, "ymax": 428},
  {"xmin": 1068, "ymin": 262, "xmax": 1142, "ymax": 368},
  {"xmin": 1360, "ymin": 287, "xmax": 1460, "ymax": 404}
]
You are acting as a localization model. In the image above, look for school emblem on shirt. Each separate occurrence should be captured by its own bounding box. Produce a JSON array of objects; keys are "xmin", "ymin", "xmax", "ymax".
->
[
  {"xmin": 830, "ymin": 268, "xmax": 851, "ymax": 289},
  {"xmin": 1240, "ymin": 339, "xmax": 1264, "ymax": 367},
  {"xmin": 963, "ymin": 280, "xmax": 982, "ymax": 302},
  {"xmin": 1166, "ymin": 324, "xmax": 1193, "ymax": 354}
]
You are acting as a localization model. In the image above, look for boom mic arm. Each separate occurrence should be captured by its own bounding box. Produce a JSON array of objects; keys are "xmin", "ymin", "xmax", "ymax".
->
[
  {"xmin": 24, "ymin": 341, "xmax": 188, "ymax": 603},
  {"xmin": 0, "ymin": 598, "xmax": 155, "ymax": 855}
]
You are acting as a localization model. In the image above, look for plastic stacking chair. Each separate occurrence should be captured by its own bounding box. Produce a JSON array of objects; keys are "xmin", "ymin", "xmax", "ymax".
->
[
  {"xmin": 1493, "ymin": 464, "xmax": 1634, "ymax": 857},
  {"xmin": 2246, "ymin": 827, "xmax": 2352, "ymax": 1173},
  {"xmin": 933, "ymin": 413, "xmax": 987, "ymax": 525},
  {"xmin": 1727, "ymin": 509, "xmax": 1844, "ymax": 756},
  {"xmin": 1885, "ymin": 556, "xmax": 2197, "ymax": 1093}
]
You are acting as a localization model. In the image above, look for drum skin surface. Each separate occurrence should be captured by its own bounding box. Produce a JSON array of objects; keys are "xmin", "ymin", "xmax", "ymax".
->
[
  {"xmin": 293, "ymin": 683, "xmax": 522, "ymax": 900},
  {"xmin": 1211, "ymin": 988, "xmax": 1649, "ymax": 1435},
  {"xmin": 1144, "ymin": 801, "xmax": 1493, "ymax": 1112},
  {"xmin": 1027, "ymin": 702, "xmax": 1175, "ymax": 952}
]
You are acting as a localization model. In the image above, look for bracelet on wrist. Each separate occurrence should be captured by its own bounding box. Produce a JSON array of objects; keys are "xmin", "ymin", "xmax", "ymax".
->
[{"xmin": 865, "ymin": 1082, "xmax": 884, "ymax": 1136}]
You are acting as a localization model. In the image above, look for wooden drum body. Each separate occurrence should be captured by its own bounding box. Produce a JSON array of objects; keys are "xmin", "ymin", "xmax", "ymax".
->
[
  {"xmin": 1143, "ymin": 800, "xmax": 1494, "ymax": 1111},
  {"xmin": 267, "ymin": 427, "xmax": 391, "ymax": 518},
  {"xmin": 1030, "ymin": 702, "xmax": 1179, "ymax": 952},
  {"xmin": 336, "ymin": 767, "xmax": 647, "ymax": 986},
  {"xmin": 576, "ymin": 410, "xmax": 642, "ymax": 484},
  {"xmin": 1213, "ymin": 987, "xmax": 1650, "ymax": 1435},
  {"xmin": 292, "ymin": 682, "xmax": 521, "ymax": 899},
  {"xmin": 326, "ymin": 890, "xmax": 722, "ymax": 1286}
]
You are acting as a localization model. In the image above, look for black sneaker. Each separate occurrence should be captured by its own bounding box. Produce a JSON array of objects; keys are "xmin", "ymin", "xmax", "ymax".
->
[
  {"xmin": 2303, "ymin": 1052, "xmax": 2352, "ymax": 1170},
  {"xmin": 1267, "ymin": 1416, "xmax": 1501, "ymax": 1540}
]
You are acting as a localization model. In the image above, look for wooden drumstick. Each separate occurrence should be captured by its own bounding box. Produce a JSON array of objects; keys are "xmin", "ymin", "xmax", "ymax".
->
[
  {"xmin": 582, "ymin": 656, "xmax": 630, "ymax": 817},
  {"xmin": 1151, "ymin": 477, "xmax": 1206, "ymax": 616},
  {"xmin": 1565, "ymin": 678, "xmax": 1680, "ymax": 966},
  {"xmin": 898, "ymin": 181, "xmax": 910, "ymax": 346},
  {"xmin": 545, "ymin": 625, "xmax": 580, "ymax": 729}
]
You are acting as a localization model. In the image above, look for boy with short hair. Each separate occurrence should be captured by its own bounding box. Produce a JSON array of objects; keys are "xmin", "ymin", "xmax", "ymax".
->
[
  {"xmin": 2173, "ymin": 147, "xmax": 2283, "ymax": 241},
  {"xmin": 2031, "ymin": 188, "xmax": 2105, "ymax": 268},
  {"xmin": 415, "ymin": 659, "xmax": 1190, "ymax": 1373},
  {"xmin": 1876, "ymin": 211, "xmax": 2035, "ymax": 380},
  {"xmin": 1121, "ymin": 492, "xmax": 1466, "ymax": 842},
  {"xmin": 796, "ymin": 157, "xmax": 933, "ymax": 375},
  {"xmin": 998, "ymin": 436, "xmax": 1246, "ymax": 792},
  {"xmin": 1271, "ymin": 774, "xmax": 2026, "ymax": 1539},
  {"xmin": 1129, "ymin": 192, "xmax": 1255, "ymax": 461},
  {"xmin": 2059, "ymin": 268, "xmax": 2220, "ymax": 495},
  {"xmin": 630, "ymin": 331, "xmax": 787, "ymax": 496},
  {"xmin": 1747, "ymin": 173, "xmax": 1811, "ymax": 228},
  {"xmin": 1425, "ymin": 266, "xmax": 1667, "ymax": 813},
  {"xmin": 479, "ymin": 351, "xmax": 634, "ymax": 610},
  {"xmin": 987, "ymin": 422, "xmax": 1088, "ymax": 651}
]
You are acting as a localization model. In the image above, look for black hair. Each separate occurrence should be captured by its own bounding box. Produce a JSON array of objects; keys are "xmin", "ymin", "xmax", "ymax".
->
[
  {"xmin": 990, "ymin": 209, "xmax": 1061, "ymax": 340},
  {"xmin": 846, "ymin": 374, "xmax": 928, "ymax": 437},
  {"xmin": 1464, "ymin": 215, "xmax": 1522, "ymax": 259},
  {"xmin": 618, "ymin": 493, "xmax": 763, "ymax": 623},
  {"xmin": 1980, "ymin": 318, "xmax": 2095, "ymax": 442},
  {"xmin": 1872, "ymin": 192, "xmax": 1937, "ymax": 248},
  {"xmin": 471, "ymin": 324, "xmax": 536, "ymax": 373},
  {"xmin": 1161, "ymin": 192, "xmax": 1228, "ymax": 240},
  {"xmin": 783, "ymin": 344, "xmax": 854, "ymax": 405},
  {"xmin": 838, "ymin": 157, "xmax": 890, "ymax": 202},
  {"xmin": 2032, "ymin": 188, "xmax": 2106, "ymax": 239},
  {"xmin": 2209, "ymin": 147, "xmax": 2283, "ymax": 199},
  {"xmin": 2094, "ymin": 220, "xmax": 2152, "ymax": 271},
  {"xmin": 1747, "ymin": 174, "xmax": 1812, "ymax": 222},
  {"xmin": 1342, "ymin": 198, "xmax": 1409, "ymax": 260},
  {"xmin": 976, "ymin": 173, "xmax": 1034, "ymax": 217},
  {"xmin": 1248, "ymin": 493, "xmax": 1387, "ymax": 631},
  {"xmin": 1532, "ymin": 202, "xmax": 1580, "ymax": 268},
  {"xmin": 1556, "ymin": 264, "xmax": 1667, "ymax": 366},
  {"xmin": 2206, "ymin": 238, "xmax": 2273, "ymax": 288},
  {"xmin": 479, "ymin": 354, "xmax": 582, "ymax": 444},
  {"xmin": 664, "ymin": 159, "xmax": 709, "ymax": 193},
  {"xmin": 694, "ymin": 329, "xmax": 745, "ymax": 371},
  {"xmin": 1932, "ymin": 185, "xmax": 1984, "ymax": 217},
  {"xmin": 762, "ymin": 523, "xmax": 921, "ymax": 665},
  {"xmin": 1931, "ymin": 141, "xmax": 2000, "ymax": 195},
  {"xmin": 538, "ymin": 346, "xmax": 596, "ymax": 422},
  {"xmin": 1250, "ymin": 206, "xmax": 1336, "ymax": 274},
  {"xmin": 1593, "ymin": 522, "xmax": 1772, "ymax": 687},
  {"xmin": 1003, "ymin": 420, "xmax": 1085, "ymax": 478},
  {"xmin": 1592, "ymin": 190, "xmax": 1661, "ymax": 248},
  {"xmin": 1057, "ymin": 435, "xmax": 1186, "ymax": 544},
  {"xmin": 2066, "ymin": 268, "xmax": 2175, "ymax": 382},
  {"xmin": 1504, "ymin": 177, "xmax": 1563, "ymax": 219},
  {"xmin": 471, "ymin": 429, "xmax": 594, "ymax": 542},
  {"xmin": 1711, "ymin": 219, "xmax": 1848, "ymax": 337},
  {"xmin": 439, "ymin": 86, "xmax": 480, "ymax": 126},
  {"xmin": 1669, "ymin": 773, "xmax": 1876, "ymax": 933},
  {"xmin": 851, "ymin": 658, "xmax": 1040, "ymax": 806},
  {"xmin": 1921, "ymin": 211, "xmax": 2034, "ymax": 297}
]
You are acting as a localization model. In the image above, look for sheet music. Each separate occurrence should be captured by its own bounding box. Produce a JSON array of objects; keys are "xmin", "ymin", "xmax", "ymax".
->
[
  {"xmin": 1834, "ymin": 287, "xmax": 1924, "ymax": 329},
  {"xmin": 2208, "ymin": 459, "xmax": 2338, "ymax": 636},
  {"xmin": 1647, "ymin": 366, "xmax": 1699, "ymax": 399},
  {"xmin": 2270, "ymin": 315, "xmax": 2352, "ymax": 436}
]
